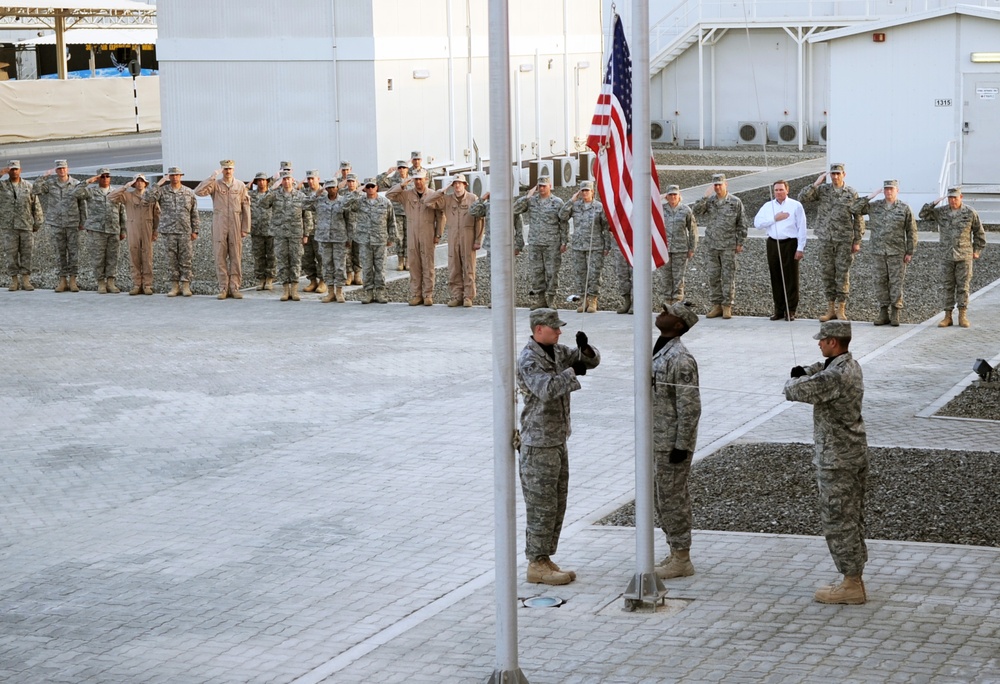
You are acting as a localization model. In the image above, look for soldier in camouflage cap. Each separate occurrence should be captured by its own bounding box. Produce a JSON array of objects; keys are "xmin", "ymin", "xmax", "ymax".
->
[
  {"xmin": 341, "ymin": 172, "xmax": 363, "ymax": 285},
  {"xmin": 659, "ymin": 184, "xmax": 699, "ymax": 306},
  {"xmin": 75, "ymin": 167, "xmax": 127, "ymax": 293},
  {"xmin": 560, "ymin": 180, "xmax": 612, "ymax": 313},
  {"xmin": 377, "ymin": 160, "xmax": 412, "ymax": 271},
  {"xmin": 651, "ymin": 300, "xmax": 701, "ymax": 580},
  {"xmin": 33, "ymin": 159, "xmax": 84, "ymax": 292},
  {"xmin": 920, "ymin": 187, "xmax": 985, "ymax": 328},
  {"xmin": 0, "ymin": 159, "xmax": 44, "ymax": 291},
  {"xmin": 247, "ymin": 172, "xmax": 275, "ymax": 290},
  {"xmin": 693, "ymin": 173, "xmax": 748, "ymax": 319},
  {"xmin": 785, "ymin": 318, "xmax": 869, "ymax": 605},
  {"xmin": 145, "ymin": 167, "xmax": 199, "ymax": 297},
  {"xmin": 514, "ymin": 176, "xmax": 568, "ymax": 310},
  {"xmin": 258, "ymin": 170, "xmax": 311, "ymax": 301},
  {"xmin": 516, "ymin": 309, "xmax": 600, "ymax": 585},
  {"xmin": 343, "ymin": 177, "xmax": 397, "ymax": 303},
  {"xmin": 298, "ymin": 170, "xmax": 326, "ymax": 295}
]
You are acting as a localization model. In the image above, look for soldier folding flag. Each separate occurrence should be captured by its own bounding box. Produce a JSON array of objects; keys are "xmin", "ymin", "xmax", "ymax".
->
[{"xmin": 587, "ymin": 13, "xmax": 669, "ymax": 268}]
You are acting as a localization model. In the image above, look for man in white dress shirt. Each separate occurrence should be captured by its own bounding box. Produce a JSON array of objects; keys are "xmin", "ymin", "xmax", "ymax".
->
[{"xmin": 754, "ymin": 180, "xmax": 807, "ymax": 321}]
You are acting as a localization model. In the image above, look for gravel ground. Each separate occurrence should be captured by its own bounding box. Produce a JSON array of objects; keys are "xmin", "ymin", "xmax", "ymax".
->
[
  {"xmin": 596, "ymin": 443, "xmax": 1000, "ymax": 547},
  {"xmin": 937, "ymin": 383, "xmax": 1000, "ymax": 421}
]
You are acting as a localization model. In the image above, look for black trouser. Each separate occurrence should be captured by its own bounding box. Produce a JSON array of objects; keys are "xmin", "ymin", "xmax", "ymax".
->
[{"xmin": 766, "ymin": 237, "xmax": 799, "ymax": 317}]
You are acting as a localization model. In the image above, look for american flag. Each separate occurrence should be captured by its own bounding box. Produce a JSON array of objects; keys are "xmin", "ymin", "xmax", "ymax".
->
[{"xmin": 587, "ymin": 14, "xmax": 669, "ymax": 268}]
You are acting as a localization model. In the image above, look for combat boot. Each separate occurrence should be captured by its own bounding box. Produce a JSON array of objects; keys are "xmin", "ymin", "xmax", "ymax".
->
[
  {"xmin": 586, "ymin": 296, "xmax": 598, "ymax": 313},
  {"xmin": 654, "ymin": 549, "xmax": 695, "ymax": 580},
  {"xmin": 402, "ymin": 256, "xmax": 408, "ymax": 270},
  {"xmin": 9, "ymin": 275, "xmax": 20, "ymax": 291},
  {"xmin": 408, "ymin": 296, "xmax": 423, "ymax": 306},
  {"xmin": 230, "ymin": 288, "xmax": 243, "ymax": 299},
  {"xmin": 818, "ymin": 301, "xmax": 836, "ymax": 322},
  {"xmin": 360, "ymin": 289, "xmax": 374, "ymax": 304},
  {"xmin": 257, "ymin": 279, "xmax": 266, "ymax": 291},
  {"xmin": 423, "ymin": 296, "xmax": 433, "ymax": 306},
  {"xmin": 576, "ymin": 297, "xmax": 586, "ymax": 313},
  {"xmin": 55, "ymin": 276, "xmax": 67, "ymax": 292},
  {"xmin": 180, "ymin": 281, "xmax": 193, "ymax": 297},
  {"xmin": 303, "ymin": 277, "xmax": 318, "ymax": 293},
  {"xmin": 722, "ymin": 305, "xmax": 732, "ymax": 319},
  {"xmin": 19, "ymin": 275, "xmax": 34, "ymax": 291},
  {"xmin": 835, "ymin": 301, "xmax": 848, "ymax": 320},
  {"xmin": 463, "ymin": 298, "xmax": 473, "ymax": 307},
  {"xmin": 353, "ymin": 270, "xmax": 363, "ymax": 286},
  {"xmin": 69, "ymin": 276, "xmax": 79, "ymax": 292},
  {"xmin": 217, "ymin": 289, "xmax": 228, "ymax": 300},
  {"xmin": 938, "ymin": 310, "xmax": 953, "ymax": 327},
  {"xmin": 873, "ymin": 307, "xmax": 890, "ymax": 326},
  {"xmin": 544, "ymin": 557, "xmax": 576, "ymax": 581},
  {"xmin": 526, "ymin": 560, "xmax": 572, "ymax": 586},
  {"xmin": 98, "ymin": 278, "xmax": 108, "ymax": 294},
  {"xmin": 129, "ymin": 285, "xmax": 142, "ymax": 296},
  {"xmin": 814, "ymin": 575, "xmax": 866, "ymax": 605},
  {"xmin": 280, "ymin": 283, "xmax": 290, "ymax": 301},
  {"xmin": 958, "ymin": 307, "xmax": 970, "ymax": 328},
  {"xmin": 335, "ymin": 287, "xmax": 345, "ymax": 303},
  {"xmin": 345, "ymin": 271, "xmax": 354, "ymax": 286},
  {"xmin": 889, "ymin": 307, "xmax": 900, "ymax": 327},
  {"xmin": 289, "ymin": 282, "xmax": 301, "ymax": 301},
  {"xmin": 706, "ymin": 304, "xmax": 723, "ymax": 318},
  {"xmin": 396, "ymin": 258, "xmax": 405, "ymax": 271},
  {"xmin": 375, "ymin": 288, "xmax": 389, "ymax": 304},
  {"xmin": 617, "ymin": 295, "xmax": 632, "ymax": 315},
  {"xmin": 447, "ymin": 298, "xmax": 461, "ymax": 307},
  {"xmin": 316, "ymin": 279, "xmax": 327, "ymax": 294},
  {"xmin": 264, "ymin": 277, "xmax": 274, "ymax": 291},
  {"xmin": 107, "ymin": 277, "xmax": 120, "ymax": 294},
  {"xmin": 167, "ymin": 281, "xmax": 180, "ymax": 297},
  {"xmin": 143, "ymin": 285, "xmax": 154, "ymax": 295},
  {"xmin": 323, "ymin": 288, "xmax": 337, "ymax": 303}
]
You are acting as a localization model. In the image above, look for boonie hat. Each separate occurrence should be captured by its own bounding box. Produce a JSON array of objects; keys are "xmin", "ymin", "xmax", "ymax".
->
[
  {"xmin": 451, "ymin": 173, "xmax": 468, "ymax": 185},
  {"xmin": 665, "ymin": 184, "xmax": 680, "ymax": 195},
  {"xmin": 8, "ymin": 160, "xmax": 21, "ymax": 169},
  {"xmin": 813, "ymin": 320, "xmax": 852, "ymax": 340},
  {"xmin": 220, "ymin": 160, "xmax": 235, "ymax": 169},
  {"xmin": 662, "ymin": 301, "xmax": 698, "ymax": 330},
  {"xmin": 529, "ymin": 307, "xmax": 566, "ymax": 330},
  {"xmin": 579, "ymin": 180, "xmax": 595, "ymax": 191},
  {"xmin": 97, "ymin": 167, "xmax": 111, "ymax": 176},
  {"xmin": 711, "ymin": 173, "xmax": 726, "ymax": 184},
  {"xmin": 829, "ymin": 163, "xmax": 845, "ymax": 174},
  {"xmin": 536, "ymin": 176, "xmax": 551, "ymax": 186},
  {"xmin": 883, "ymin": 179, "xmax": 898, "ymax": 188},
  {"xmin": 167, "ymin": 166, "xmax": 183, "ymax": 175},
  {"xmin": 132, "ymin": 173, "xmax": 147, "ymax": 183},
  {"xmin": 947, "ymin": 186, "xmax": 962, "ymax": 198},
  {"xmin": 411, "ymin": 170, "xmax": 428, "ymax": 180},
  {"xmin": 54, "ymin": 159, "xmax": 68, "ymax": 169}
]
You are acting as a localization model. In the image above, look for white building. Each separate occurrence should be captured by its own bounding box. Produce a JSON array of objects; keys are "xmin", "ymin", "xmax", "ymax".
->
[{"xmin": 157, "ymin": 0, "xmax": 604, "ymax": 182}]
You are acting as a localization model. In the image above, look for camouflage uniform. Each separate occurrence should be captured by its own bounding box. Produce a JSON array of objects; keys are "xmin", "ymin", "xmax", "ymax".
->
[
  {"xmin": 660, "ymin": 202, "xmax": 699, "ymax": 303},
  {"xmin": 612, "ymin": 246, "xmax": 631, "ymax": 299},
  {"xmin": 74, "ymin": 184, "xmax": 127, "ymax": 282},
  {"xmin": 344, "ymin": 194, "xmax": 397, "ymax": 295},
  {"xmin": 517, "ymin": 335, "xmax": 600, "ymax": 561},
  {"xmin": 300, "ymin": 189, "xmax": 322, "ymax": 282},
  {"xmin": 387, "ymin": 183, "xmax": 444, "ymax": 301},
  {"xmin": 560, "ymin": 198, "xmax": 612, "ymax": 298},
  {"xmin": 424, "ymin": 188, "xmax": 481, "ymax": 303},
  {"xmin": 33, "ymin": 175, "xmax": 84, "ymax": 277},
  {"xmin": 377, "ymin": 170, "xmax": 408, "ymax": 260},
  {"xmin": 249, "ymin": 188, "xmax": 275, "ymax": 282},
  {"xmin": 471, "ymin": 199, "xmax": 524, "ymax": 256},
  {"xmin": 919, "ymin": 201, "xmax": 985, "ymax": 311},
  {"xmin": 342, "ymin": 186, "xmax": 363, "ymax": 279},
  {"xmin": 0, "ymin": 177, "xmax": 44, "ymax": 278},
  {"xmin": 308, "ymin": 193, "xmax": 352, "ymax": 287},
  {"xmin": 852, "ymin": 196, "xmax": 917, "ymax": 311},
  {"xmin": 652, "ymin": 336, "xmax": 701, "ymax": 551},
  {"xmin": 798, "ymin": 184, "xmax": 864, "ymax": 304},
  {"xmin": 513, "ymin": 194, "xmax": 568, "ymax": 300},
  {"xmin": 144, "ymin": 185, "xmax": 200, "ymax": 283},
  {"xmin": 784, "ymin": 351, "xmax": 868, "ymax": 577},
  {"xmin": 259, "ymin": 187, "xmax": 310, "ymax": 285},
  {"xmin": 692, "ymin": 193, "xmax": 747, "ymax": 306}
]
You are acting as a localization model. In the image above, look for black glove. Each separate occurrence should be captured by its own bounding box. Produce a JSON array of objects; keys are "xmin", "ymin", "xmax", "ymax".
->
[
  {"xmin": 790, "ymin": 366, "xmax": 806, "ymax": 378},
  {"xmin": 571, "ymin": 361, "xmax": 588, "ymax": 376},
  {"xmin": 669, "ymin": 448, "xmax": 689, "ymax": 464},
  {"xmin": 576, "ymin": 330, "xmax": 589, "ymax": 351}
]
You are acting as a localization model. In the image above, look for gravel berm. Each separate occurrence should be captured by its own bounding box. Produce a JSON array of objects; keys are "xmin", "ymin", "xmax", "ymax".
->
[{"xmin": 596, "ymin": 443, "xmax": 1000, "ymax": 547}]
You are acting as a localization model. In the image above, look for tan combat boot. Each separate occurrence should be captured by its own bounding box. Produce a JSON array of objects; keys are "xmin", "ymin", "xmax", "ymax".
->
[
  {"xmin": 654, "ymin": 549, "xmax": 695, "ymax": 580},
  {"xmin": 835, "ymin": 301, "xmax": 848, "ymax": 321},
  {"xmin": 526, "ymin": 560, "xmax": 572, "ymax": 586},
  {"xmin": 107, "ymin": 277, "xmax": 120, "ymax": 294},
  {"xmin": 423, "ymin": 296, "xmax": 433, "ymax": 306},
  {"xmin": 814, "ymin": 575, "xmax": 866, "ymax": 605},
  {"xmin": 290, "ymin": 282, "xmax": 301, "ymax": 301},
  {"xmin": 617, "ymin": 295, "xmax": 631, "ymax": 315},
  {"xmin": 9, "ymin": 275, "xmax": 20, "ymax": 291},
  {"xmin": 323, "ymin": 288, "xmax": 337, "ymax": 303},
  {"xmin": 143, "ymin": 285, "xmax": 154, "ymax": 295},
  {"xmin": 129, "ymin": 285, "xmax": 142, "ymax": 296},
  {"xmin": 98, "ymin": 278, "xmax": 108, "ymax": 294},
  {"xmin": 69, "ymin": 276, "xmax": 79, "ymax": 292},
  {"xmin": 576, "ymin": 297, "xmax": 586, "ymax": 313},
  {"xmin": 335, "ymin": 286, "xmax": 345, "ymax": 303},
  {"xmin": 280, "ymin": 283, "xmax": 290, "ymax": 301},
  {"xmin": 345, "ymin": 271, "xmax": 354, "ymax": 286},
  {"xmin": 167, "ymin": 281, "xmax": 180, "ymax": 297},
  {"xmin": 544, "ymin": 557, "xmax": 576, "ymax": 581},
  {"xmin": 409, "ymin": 296, "xmax": 423, "ymax": 306},
  {"xmin": 938, "ymin": 310, "xmax": 953, "ymax": 327},
  {"xmin": 706, "ymin": 304, "xmax": 723, "ymax": 318},
  {"xmin": 20, "ymin": 275, "xmax": 34, "ymax": 291},
  {"xmin": 257, "ymin": 279, "xmax": 266, "ymax": 291},
  {"xmin": 721, "ymin": 305, "xmax": 732, "ymax": 319},
  {"xmin": 264, "ymin": 277, "xmax": 274, "ymax": 291},
  {"xmin": 447, "ymin": 298, "xmax": 461, "ymax": 307},
  {"xmin": 463, "ymin": 298, "xmax": 473, "ymax": 307},
  {"xmin": 958, "ymin": 308, "xmax": 970, "ymax": 328},
  {"xmin": 181, "ymin": 281, "xmax": 193, "ymax": 297},
  {"xmin": 353, "ymin": 270, "xmax": 363, "ymax": 286},
  {"xmin": 230, "ymin": 288, "xmax": 243, "ymax": 299},
  {"xmin": 818, "ymin": 301, "xmax": 836, "ymax": 322},
  {"xmin": 586, "ymin": 296, "xmax": 598, "ymax": 313},
  {"xmin": 873, "ymin": 307, "xmax": 889, "ymax": 326},
  {"xmin": 217, "ymin": 289, "xmax": 228, "ymax": 300},
  {"xmin": 55, "ymin": 276, "xmax": 67, "ymax": 292},
  {"xmin": 303, "ymin": 277, "xmax": 318, "ymax": 293},
  {"xmin": 396, "ymin": 258, "xmax": 405, "ymax": 271},
  {"xmin": 316, "ymin": 279, "xmax": 328, "ymax": 294}
]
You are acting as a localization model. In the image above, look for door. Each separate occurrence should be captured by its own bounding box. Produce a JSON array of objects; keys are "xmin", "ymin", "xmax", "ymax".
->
[{"xmin": 962, "ymin": 74, "xmax": 1000, "ymax": 184}]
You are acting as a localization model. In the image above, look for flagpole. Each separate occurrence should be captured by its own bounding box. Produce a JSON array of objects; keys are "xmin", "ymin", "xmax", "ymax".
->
[
  {"xmin": 623, "ymin": 0, "xmax": 667, "ymax": 609},
  {"xmin": 487, "ymin": 0, "xmax": 529, "ymax": 681}
]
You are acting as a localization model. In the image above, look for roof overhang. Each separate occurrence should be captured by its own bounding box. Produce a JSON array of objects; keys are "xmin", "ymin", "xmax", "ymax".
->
[
  {"xmin": 808, "ymin": 4, "xmax": 1000, "ymax": 43},
  {"xmin": 17, "ymin": 25, "xmax": 155, "ymax": 45}
]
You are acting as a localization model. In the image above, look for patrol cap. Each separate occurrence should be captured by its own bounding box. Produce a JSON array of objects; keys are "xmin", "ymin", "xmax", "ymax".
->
[
  {"xmin": 280, "ymin": 160, "xmax": 293, "ymax": 170},
  {"xmin": 665, "ymin": 184, "xmax": 681, "ymax": 195},
  {"xmin": 253, "ymin": 171, "xmax": 268, "ymax": 181},
  {"xmin": 132, "ymin": 173, "xmax": 148, "ymax": 183},
  {"xmin": 97, "ymin": 167, "xmax": 111, "ymax": 176},
  {"xmin": 54, "ymin": 159, "xmax": 68, "ymax": 169},
  {"xmin": 8, "ymin": 160, "xmax": 20, "ymax": 169},
  {"xmin": 883, "ymin": 179, "xmax": 898, "ymax": 188},
  {"xmin": 397, "ymin": 159, "xmax": 409, "ymax": 169},
  {"xmin": 279, "ymin": 170, "xmax": 293, "ymax": 179},
  {"xmin": 813, "ymin": 319, "xmax": 852, "ymax": 340},
  {"xmin": 339, "ymin": 160, "xmax": 351, "ymax": 170},
  {"xmin": 411, "ymin": 169, "xmax": 428, "ymax": 180},
  {"xmin": 306, "ymin": 169, "xmax": 320, "ymax": 179},
  {"xmin": 711, "ymin": 173, "xmax": 726, "ymax": 184},
  {"xmin": 220, "ymin": 160, "xmax": 235, "ymax": 169},
  {"xmin": 363, "ymin": 177, "xmax": 378, "ymax": 188},
  {"xmin": 345, "ymin": 173, "xmax": 358, "ymax": 182},
  {"xmin": 536, "ymin": 176, "xmax": 551, "ymax": 186},
  {"xmin": 662, "ymin": 300, "xmax": 698, "ymax": 330},
  {"xmin": 529, "ymin": 307, "xmax": 566, "ymax": 330},
  {"xmin": 411, "ymin": 150, "xmax": 422, "ymax": 160},
  {"xmin": 167, "ymin": 166, "xmax": 183, "ymax": 175},
  {"xmin": 947, "ymin": 186, "xmax": 962, "ymax": 198},
  {"xmin": 451, "ymin": 173, "xmax": 468, "ymax": 185},
  {"xmin": 323, "ymin": 180, "xmax": 338, "ymax": 189},
  {"xmin": 579, "ymin": 180, "xmax": 595, "ymax": 191},
  {"xmin": 829, "ymin": 163, "xmax": 845, "ymax": 174}
]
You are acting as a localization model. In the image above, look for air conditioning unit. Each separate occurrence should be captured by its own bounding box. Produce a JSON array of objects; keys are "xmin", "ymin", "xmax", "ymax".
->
[
  {"xmin": 466, "ymin": 171, "xmax": 488, "ymax": 197},
  {"xmin": 650, "ymin": 119, "xmax": 676, "ymax": 143},
  {"xmin": 777, "ymin": 122, "xmax": 805, "ymax": 146},
  {"xmin": 432, "ymin": 174, "xmax": 454, "ymax": 191},
  {"xmin": 737, "ymin": 121, "xmax": 768, "ymax": 146},
  {"xmin": 576, "ymin": 151, "xmax": 597, "ymax": 182},
  {"xmin": 818, "ymin": 121, "xmax": 828, "ymax": 146},
  {"xmin": 552, "ymin": 156, "xmax": 576, "ymax": 187},
  {"xmin": 528, "ymin": 159, "xmax": 553, "ymax": 187}
]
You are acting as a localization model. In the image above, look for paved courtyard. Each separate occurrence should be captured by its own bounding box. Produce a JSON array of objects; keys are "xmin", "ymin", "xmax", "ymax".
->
[{"xmin": 2, "ymin": 262, "xmax": 1000, "ymax": 683}]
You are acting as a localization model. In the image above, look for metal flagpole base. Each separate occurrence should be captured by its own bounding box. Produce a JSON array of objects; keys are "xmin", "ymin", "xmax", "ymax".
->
[
  {"xmin": 623, "ymin": 572, "xmax": 667, "ymax": 612},
  {"xmin": 488, "ymin": 668, "xmax": 530, "ymax": 683}
]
